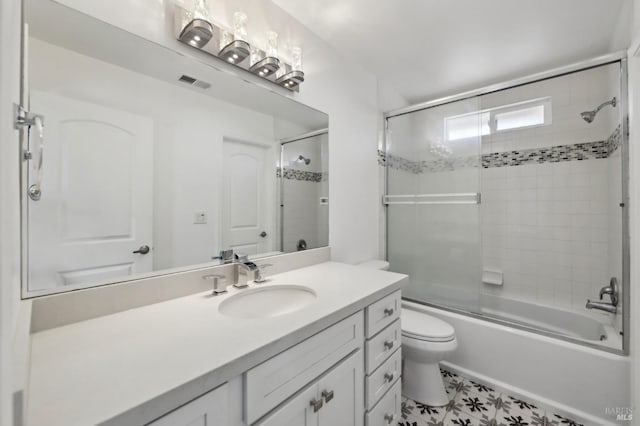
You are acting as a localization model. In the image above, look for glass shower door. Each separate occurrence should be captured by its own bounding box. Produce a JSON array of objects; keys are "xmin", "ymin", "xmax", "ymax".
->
[{"xmin": 386, "ymin": 97, "xmax": 483, "ymax": 312}]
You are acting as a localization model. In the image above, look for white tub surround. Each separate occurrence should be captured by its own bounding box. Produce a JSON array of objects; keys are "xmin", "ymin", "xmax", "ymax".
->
[
  {"xmin": 404, "ymin": 301, "xmax": 630, "ymax": 426},
  {"xmin": 27, "ymin": 262, "xmax": 406, "ymax": 426}
]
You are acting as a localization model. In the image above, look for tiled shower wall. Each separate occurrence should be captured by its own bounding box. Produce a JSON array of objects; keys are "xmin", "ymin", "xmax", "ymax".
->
[{"xmin": 480, "ymin": 149, "xmax": 619, "ymax": 319}]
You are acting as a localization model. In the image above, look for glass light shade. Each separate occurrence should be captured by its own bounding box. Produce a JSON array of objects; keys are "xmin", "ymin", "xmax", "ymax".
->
[
  {"xmin": 250, "ymin": 46, "xmax": 265, "ymax": 67},
  {"xmin": 233, "ymin": 12, "xmax": 248, "ymax": 41},
  {"xmin": 220, "ymin": 29, "xmax": 233, "ymax": 50},
  {"xmin": 266, "ymin": 31, "xmax": 278, "ymax": 58},
  {"xmin": 291, "ymin": 46, "xmax": 303, "ymax": 72},
  {"xmin": 193, "ymin": 0, "xmax": 210, "ymax": 20}
]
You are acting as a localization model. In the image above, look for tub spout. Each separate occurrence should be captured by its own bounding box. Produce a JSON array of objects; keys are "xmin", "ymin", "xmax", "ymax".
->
[{"xmin": 585, "ymin": 300, "xmax": 617, "ymax": 314}]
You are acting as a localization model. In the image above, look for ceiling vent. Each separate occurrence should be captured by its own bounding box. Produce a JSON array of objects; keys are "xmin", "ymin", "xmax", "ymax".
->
[{"xmin": 178, "ymin": 74, "xmax": 211, "ymax": 89}]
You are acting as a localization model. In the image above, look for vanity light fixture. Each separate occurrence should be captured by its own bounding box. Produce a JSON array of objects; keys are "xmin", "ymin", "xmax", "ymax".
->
[{"xmin": 174, "ymin": 5, "xmax": 303, "ymax": 91}]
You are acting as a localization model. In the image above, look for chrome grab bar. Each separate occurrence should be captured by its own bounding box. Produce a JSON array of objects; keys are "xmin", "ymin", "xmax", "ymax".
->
[{"xmin": 383, "ymin": 192, "xmax": 481, "ymax": 205}]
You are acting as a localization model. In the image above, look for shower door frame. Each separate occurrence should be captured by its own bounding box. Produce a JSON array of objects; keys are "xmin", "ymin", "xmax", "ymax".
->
[{"xmin": 383, "ymin": 51, "xmax": 630, "ymax": 355}]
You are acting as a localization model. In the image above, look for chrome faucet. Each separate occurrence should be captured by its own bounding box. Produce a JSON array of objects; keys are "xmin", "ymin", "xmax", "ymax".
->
[
  {"xmin": 233, "ymin": 253, "xmax": 259, "ymax": 288},
  {"xmin": 586, "ymin": 277, "xmax": 619, "ymax": 314}
]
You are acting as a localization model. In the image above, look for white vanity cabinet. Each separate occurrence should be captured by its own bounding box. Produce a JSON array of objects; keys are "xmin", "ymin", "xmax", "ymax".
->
[
  {"xmin": 256, "ymin": 350, "xmax": 364, "ymax": 426},
  {"xmin": 148, "ymin": 383, "xmax": 229, "ymax": 426}
]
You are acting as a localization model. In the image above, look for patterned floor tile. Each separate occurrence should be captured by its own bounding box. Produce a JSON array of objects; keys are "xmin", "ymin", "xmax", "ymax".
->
[
  {"xmin": 497, "ymin": 396, "xmax": 544, "ymax": 422},
  {"xmin": 399, "ymin": 369, "xmax": 584, "ymax": 426},
  {"xmin": 402, "ymin": 399, "xmax": 447, "ymax": 423}
]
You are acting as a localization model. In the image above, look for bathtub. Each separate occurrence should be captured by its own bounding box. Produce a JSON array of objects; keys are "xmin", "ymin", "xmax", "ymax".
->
[
  {"xmin": 478, "ymin": 294, "xmax": 620, "ymax": 348},
  {"xmin": 403, "ymin": 300, "xmax": 630, "ymax": 426}
]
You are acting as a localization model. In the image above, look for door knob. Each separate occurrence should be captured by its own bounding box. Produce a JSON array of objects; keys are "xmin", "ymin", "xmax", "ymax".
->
[
  {"xmin": 133, "ymin": 245, "xmax": 150, "ymax": 254},
  {"xmin": 259, "ymin": 231, "xmax": 267, "ymax": 238}
]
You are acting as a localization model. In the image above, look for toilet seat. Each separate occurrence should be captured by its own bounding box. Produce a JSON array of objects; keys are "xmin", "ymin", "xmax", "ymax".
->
[{"xmin": 401, "ymin": 308, "xmax": 456, "ymax": 342}]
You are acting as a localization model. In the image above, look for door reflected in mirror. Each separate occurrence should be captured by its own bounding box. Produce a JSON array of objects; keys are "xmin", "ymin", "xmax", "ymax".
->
[{"xmin": 23, "ymin": 0, "xmax": 328, "ymax": 296}]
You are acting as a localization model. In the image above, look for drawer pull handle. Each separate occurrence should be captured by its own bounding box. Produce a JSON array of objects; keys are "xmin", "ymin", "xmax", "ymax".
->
[
  {"xmin": 321, "ymin": 389, "xmax": 334, "ymax": 403},
  {"xmin": 310, "ymin": 398, "xmax": 324, "ymax": 413},
  {"xmin": 384, "ymin": 340, "xmax": 394, "ymax": 350},
  {"xmin": 384, "ymin": 372, "xmax": 394, "ymax": 383},
  {"xmin": 384, "ymin": 413, "xmax": 395, "ymax": 424},
  {"xmin": 384, "ymin": 307, "xmax": 394, "ymax": 316}
]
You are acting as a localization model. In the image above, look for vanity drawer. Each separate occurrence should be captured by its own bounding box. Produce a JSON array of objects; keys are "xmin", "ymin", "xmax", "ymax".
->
[
  {"xmin": 365, "ymin": 290, "xmax": 401, "ymax": 338},
  {"xmin": 365, "ymin": 319, "xmax": 401, "ymax": 373},
  {"xmin": 366, "ymin": 348, "xmax": 401, "ymax": 410},
  {"xmin": 366, "ymin": 379, "xmax": 401, "ymax": 426},
  {"xmin": 245, "ymin": 311, "xmax": 364, "ymax": 424}
]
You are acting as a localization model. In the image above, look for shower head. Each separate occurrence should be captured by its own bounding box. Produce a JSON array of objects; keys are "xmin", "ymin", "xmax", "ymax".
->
[
  {"xmin": 297, "ymin": 155, "xmax": 311, "ymax": 165},
  {"xmin": 580, "ymin": 97, "xmax": 617, "ymax": 123}
]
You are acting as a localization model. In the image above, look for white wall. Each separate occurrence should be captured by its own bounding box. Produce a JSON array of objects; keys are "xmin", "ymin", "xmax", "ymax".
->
[
  {"xmin": 629, "ymin": 1, "xmax": 640, "ymax": 420},
  {"xmin": 628, "ymin": 23, "xmax": 640, "ymax": 426},
  {"xmin": 0, "ymin": 0, "xmax": 24, "ymax": 423}
]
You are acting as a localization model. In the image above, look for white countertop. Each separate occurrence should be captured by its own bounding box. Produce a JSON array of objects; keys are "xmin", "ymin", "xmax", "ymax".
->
[{"xmin": 28, "ymin": 262, "xmax": 407, "ymax": 426}]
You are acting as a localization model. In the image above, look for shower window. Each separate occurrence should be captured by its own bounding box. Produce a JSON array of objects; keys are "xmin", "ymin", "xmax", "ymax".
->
[{"xmin": 445, "ymin": 97, "xmax": 552, "ymax": 142}]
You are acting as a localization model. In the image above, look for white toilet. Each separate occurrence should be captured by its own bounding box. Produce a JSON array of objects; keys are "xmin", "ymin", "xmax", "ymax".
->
[
  {"xmin": 401, "ymin": 308, "xmax": 457, "ymax": 406},
  {"xmin": 358, "ymin": 260, "xmax": 458, "ymax": 406}
]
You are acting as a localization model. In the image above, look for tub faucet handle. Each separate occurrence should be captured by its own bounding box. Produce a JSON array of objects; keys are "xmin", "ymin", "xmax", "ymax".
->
[{"xmin": 598, "ymin": 277, "xmax": 619, "ymax": 306}]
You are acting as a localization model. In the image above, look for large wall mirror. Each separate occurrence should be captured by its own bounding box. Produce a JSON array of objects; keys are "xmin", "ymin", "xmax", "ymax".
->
[{"xmin": 22, "ymin": 0, "xmax": 329, "ymax": 297}]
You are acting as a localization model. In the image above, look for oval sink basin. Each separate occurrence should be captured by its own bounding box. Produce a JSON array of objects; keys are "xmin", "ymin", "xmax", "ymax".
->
[{"xmin": 219, "ymin": 285, "xmax": 317, "ymax": 319}]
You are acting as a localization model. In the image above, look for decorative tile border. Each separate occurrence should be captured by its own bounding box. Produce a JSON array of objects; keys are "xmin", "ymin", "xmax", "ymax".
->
[
  {"xmin": 276, "ymin": 167, "xmax": 326, "ymax": 182},
  {"xmin": 481, "ymin": 140, "xmax": 608, "ymax": 168},
  {"xmin": 607, "ymin": 124, "xmax": 621, "ymax": 156},
  {"xmin": 380, "ymin": 126, "xmax": 622, "ymax": 173}
]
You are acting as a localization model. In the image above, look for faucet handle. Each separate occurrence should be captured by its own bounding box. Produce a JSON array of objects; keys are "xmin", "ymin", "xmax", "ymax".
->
[
  {"xmin": 254, "ymin": 264, "xmax": 273, "ymax": 284},
  {"xmin": 599, "ymin": 286, "xmax": 613, "ymax": 299},
  {"xmin": 203, "ymin": 274, "xmax": 227, "ymax": 296},
  {"xmin": 212, "ymin": 249, "xmax": 234, "ymax": 264}
]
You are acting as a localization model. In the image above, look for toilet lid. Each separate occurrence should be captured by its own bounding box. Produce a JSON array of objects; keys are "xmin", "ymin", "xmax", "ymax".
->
[{"xmin": 401, "ymin": 308, "xmax": 455, "ymax": 342}]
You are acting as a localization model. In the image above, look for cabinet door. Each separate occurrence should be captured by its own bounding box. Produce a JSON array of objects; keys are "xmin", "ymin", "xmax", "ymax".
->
[
  {"xmin": 255, "ymin": 384, "xmax": 317, "ymax": 426},
  {"xmin": 317, "ymin": 350, "xmax": 364, "ymax": 426},
  {"xmin": 149, "ymin": 383, "xmax": 228, "ymax": 426}
]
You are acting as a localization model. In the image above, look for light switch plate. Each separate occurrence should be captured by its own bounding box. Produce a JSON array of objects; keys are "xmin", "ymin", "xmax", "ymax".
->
[{"xmin": 194, "ymin": 211, "xmax": 207, "ymax": 224}]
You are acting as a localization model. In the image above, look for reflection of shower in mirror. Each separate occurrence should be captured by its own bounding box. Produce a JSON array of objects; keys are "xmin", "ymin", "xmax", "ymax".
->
[{"xmin": 296, "ymin": 155, "xmax": 311, "ymax": 165}]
